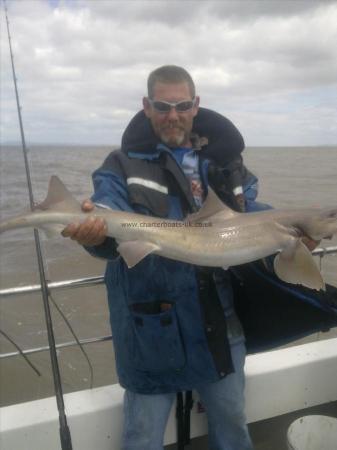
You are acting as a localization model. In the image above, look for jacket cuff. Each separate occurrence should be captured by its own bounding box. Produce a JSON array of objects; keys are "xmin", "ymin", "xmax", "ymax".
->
[{"xmin": 84, "ymin": 237, "xmax": 119, "ymax": 260}]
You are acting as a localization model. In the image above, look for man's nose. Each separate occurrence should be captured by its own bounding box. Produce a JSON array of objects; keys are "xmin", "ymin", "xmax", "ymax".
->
[{"xmin": 166, "ymin": 106, "xmax": 179, "ymax": 120}]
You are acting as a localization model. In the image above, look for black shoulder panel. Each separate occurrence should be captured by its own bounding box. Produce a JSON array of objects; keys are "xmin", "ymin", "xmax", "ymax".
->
[
  {"xmin": 194, "ymin": 108, "xmax": 245, "ymax": 167},
  {"xmin": 231, "ymin": 261, "xmax": 337, "ymax": 354},
  {"xmin": 99, "ymin": 149, "xmax": 125, "ymax": 177}
]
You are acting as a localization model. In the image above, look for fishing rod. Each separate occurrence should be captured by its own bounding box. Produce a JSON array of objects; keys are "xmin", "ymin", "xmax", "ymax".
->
[{"xmin": 3, "ymin": 2, "xmax": 73, "ymax": 449}]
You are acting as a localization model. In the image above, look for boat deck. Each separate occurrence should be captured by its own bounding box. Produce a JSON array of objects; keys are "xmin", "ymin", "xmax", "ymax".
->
[{"xmin": 168, "ymin": 401, "xmax": 337, "ymax": 450}]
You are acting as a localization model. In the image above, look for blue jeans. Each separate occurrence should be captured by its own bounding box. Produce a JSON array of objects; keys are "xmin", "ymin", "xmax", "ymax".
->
[{"xmin": 121, "ymin": 341, "xmax": 253, "ymax": 450}]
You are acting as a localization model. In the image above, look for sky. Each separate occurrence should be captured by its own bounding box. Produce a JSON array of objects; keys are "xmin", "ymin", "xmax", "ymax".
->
[{"xmin": 1, "ymin": 0, "xmax": 337, "ymax": 146}]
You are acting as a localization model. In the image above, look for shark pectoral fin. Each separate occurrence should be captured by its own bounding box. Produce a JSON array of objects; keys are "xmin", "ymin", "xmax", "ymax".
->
[
  {"xmin": 274, "ymin": 240, "xmax": 325, "ymax": 291},
  {"xmin": 117, "ymin": 241, "xmax": 160, "ymax": 268}
]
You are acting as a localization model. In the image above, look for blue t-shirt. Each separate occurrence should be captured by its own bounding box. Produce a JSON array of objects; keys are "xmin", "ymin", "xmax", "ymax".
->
[{"xmin": 172, "ymin": 147, "xmax": 204, "ymax": 209}]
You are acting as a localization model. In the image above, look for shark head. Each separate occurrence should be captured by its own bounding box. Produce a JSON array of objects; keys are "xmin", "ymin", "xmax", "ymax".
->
[
  {"xmin": 316, "ymin": 208, "xmax": 337, "ymax": 238},
  {"xmin": 304, "ymin": 208, "xmax": 337, "ymax": 240}
]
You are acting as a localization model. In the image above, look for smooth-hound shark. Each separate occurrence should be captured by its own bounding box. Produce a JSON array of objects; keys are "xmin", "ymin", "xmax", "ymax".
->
[{"xmin": 1, "ymin": 176, "xmax": 336, "ymax": 291}]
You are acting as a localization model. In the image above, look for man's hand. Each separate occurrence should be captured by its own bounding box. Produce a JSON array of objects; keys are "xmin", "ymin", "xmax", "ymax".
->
[{"xmin": 61, "ymin": 199, "xmax": 107, "ymax": 246}]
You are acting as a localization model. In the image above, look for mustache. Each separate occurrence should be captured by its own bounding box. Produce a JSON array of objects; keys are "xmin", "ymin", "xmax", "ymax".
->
[{"xmin": 162, "ymin": 123, "xmax": 185, "ymax": 131}]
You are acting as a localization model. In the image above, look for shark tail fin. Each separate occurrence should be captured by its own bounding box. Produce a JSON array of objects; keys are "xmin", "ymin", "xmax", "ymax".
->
[
  {"xmin": 35, "ymin": 176, "xmax": 82, "ymax": 213},
  {"xmin": 274, "ymin": 240, "xmax": 325, "ymax": 291}
]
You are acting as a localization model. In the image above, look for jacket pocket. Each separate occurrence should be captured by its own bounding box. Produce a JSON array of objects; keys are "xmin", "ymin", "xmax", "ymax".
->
[{"xmin": 129, "ymin": 301, "xmax": 186, "ymax": 372}]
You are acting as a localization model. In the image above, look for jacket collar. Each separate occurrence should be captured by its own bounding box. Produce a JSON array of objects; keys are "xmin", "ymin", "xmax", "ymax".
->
[{"xmin": 121, "ymin": 107, "xmax": 245, "ymax": 165}]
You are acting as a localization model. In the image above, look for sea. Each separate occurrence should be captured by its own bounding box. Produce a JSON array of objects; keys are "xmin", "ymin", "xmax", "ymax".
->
[{"xmin": 0, "ymin": 145, "xmax": 337, "ymax": 408}]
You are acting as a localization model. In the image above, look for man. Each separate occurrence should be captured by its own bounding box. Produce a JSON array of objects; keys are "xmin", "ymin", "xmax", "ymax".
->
[{"xmin": 63, "ymin": 65, "xmax": 256, "ymax": 450}]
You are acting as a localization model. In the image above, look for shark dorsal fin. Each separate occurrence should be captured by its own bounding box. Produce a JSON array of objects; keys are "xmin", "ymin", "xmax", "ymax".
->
[
  {"xmin": 36, "ymin": 176, "xmax": 81, "ymax": 212},
  {"xmin": 186, "ymin": 187, "xmax": 238, "ymax": 223}
]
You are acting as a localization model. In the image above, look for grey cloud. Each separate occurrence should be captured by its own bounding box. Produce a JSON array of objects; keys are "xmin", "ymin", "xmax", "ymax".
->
[
  {"xmin": 206, "ymin": 0, "xmax": 336, "ymax": 21},
  {"xmin": 1, "ymin": 0, "xmax": 336, "ymax": 145},
  {"xmin": 81, "ymin": 0, "xmax": 335, "ymax": 25},
  {"xmin": 81, "ymin": 0, "xmax": 203, "ymax": 26}
]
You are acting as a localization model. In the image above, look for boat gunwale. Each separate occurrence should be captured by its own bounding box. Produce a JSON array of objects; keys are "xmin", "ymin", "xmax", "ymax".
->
[{"xmin": 1, "ymin": 245, "xmax": 336, "ymax": 298}]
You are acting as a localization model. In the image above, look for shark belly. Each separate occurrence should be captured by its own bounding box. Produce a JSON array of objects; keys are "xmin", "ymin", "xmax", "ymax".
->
[{"xmin": 147, "ymin": 222, "xmax": 294, "ymax": 268}]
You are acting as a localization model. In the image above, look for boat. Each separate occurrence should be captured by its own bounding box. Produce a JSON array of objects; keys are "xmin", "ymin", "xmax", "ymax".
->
[
  {"xmin": 1, "ymin": 246, "xmax": 337, "ymax": 450},
  {"xmin": 1, "ymin": 4, "xmax": 336, "ymax": 447}
]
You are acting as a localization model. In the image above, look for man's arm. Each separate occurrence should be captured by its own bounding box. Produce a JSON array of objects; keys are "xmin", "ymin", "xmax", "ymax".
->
[{"xmin": 61, "ymin": 153, "xmax": 132, "ymax": 259}]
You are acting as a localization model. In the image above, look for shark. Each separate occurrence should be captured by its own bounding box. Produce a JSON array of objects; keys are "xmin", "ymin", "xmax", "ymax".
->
[{"xmin": 1, "ymin": 176, "xmax": 336, "ymax": 291}]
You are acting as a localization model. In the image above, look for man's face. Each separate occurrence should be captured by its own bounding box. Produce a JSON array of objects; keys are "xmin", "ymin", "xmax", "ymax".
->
[{"xmin": 143, "ymin": 81, "xmax": 199, "ymax": 148}]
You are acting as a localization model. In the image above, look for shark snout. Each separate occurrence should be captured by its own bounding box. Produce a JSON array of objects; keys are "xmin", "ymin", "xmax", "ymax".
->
[
  {"xmin": 321, "ymin": 208, "xmax": 337, "ymax": 219},
  {"xmin": 307, "ymin": 209, "xmax": 337, "ymax": 239}
]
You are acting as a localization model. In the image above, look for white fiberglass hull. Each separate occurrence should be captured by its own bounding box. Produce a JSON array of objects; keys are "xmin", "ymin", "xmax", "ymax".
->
[{"xmin": 1, "ymin": 338, "xmax": 337, "ymax": 450}]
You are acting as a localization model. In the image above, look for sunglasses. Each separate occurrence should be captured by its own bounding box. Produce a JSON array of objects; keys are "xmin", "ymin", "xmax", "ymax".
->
[{"xmin": 148, "ymin": 98, "xmax": 196, "ymax": 113}]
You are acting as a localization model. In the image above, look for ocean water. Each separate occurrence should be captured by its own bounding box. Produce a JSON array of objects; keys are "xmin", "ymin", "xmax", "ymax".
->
[{"xmin": 0, "ymin": 145, "xmax": 336, "ymax": 407}]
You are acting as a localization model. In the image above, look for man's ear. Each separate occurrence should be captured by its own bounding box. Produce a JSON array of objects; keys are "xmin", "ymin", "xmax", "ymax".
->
[{"xmin": 143, "ymin": 97, "xmax": 151, "ymax": 118}]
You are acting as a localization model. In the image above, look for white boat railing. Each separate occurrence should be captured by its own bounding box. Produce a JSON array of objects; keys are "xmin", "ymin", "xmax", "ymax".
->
[
  {"xmin": 1, "ymin": 245, "xmax": 336, "ymax": 299},
  {"xmin": 0, "ymin": 335, "xmax": 113, "ymax": 360},
  {"xmin": 0, "ymin": 245, "xmax": 336, "ymax": 361},
  {"xmin": 0, "ymin": 247, "xmax": 337, "ymax": 450},
  {"xmin": 0, "ymin": 275, "xmax": 104, "ymax": 298}
]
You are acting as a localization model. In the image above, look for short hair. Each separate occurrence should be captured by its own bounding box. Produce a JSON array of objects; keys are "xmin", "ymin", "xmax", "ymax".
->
[{"xmin": 147, "ymin": 65, "xmax": 196, "ymax": 99}]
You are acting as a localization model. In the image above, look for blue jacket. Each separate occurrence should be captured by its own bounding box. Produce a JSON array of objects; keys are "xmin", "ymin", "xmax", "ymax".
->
[{"xmin": 86, "ymin": 110, "xmax": 262, "ymax": 394}]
